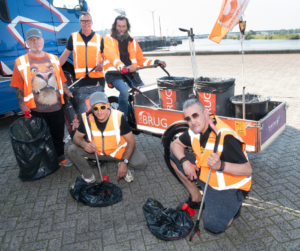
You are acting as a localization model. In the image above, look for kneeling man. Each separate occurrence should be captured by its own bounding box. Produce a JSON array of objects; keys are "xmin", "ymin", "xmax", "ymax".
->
[
  {"xmin": 68, "ymin": 92, "xmax": 148, "ymax": 183},
  {"xmin": 170, "ymin": 99, "xmax": 252, "ymax": 234}
]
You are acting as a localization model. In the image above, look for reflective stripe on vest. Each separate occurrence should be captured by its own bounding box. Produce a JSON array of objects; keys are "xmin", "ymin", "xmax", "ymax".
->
[
  {"xmin": 190, "ymin": 116, "xmax": 251, "ymax": 191},
  {"xmin": 15, "ymin": 53, "xmax": 64, "ymax": 109},
  {"xmin": 72, "ymin": 32, "xmax": 103, "ymax": 79},
  {"xmin": 103, "ymin": 33, "xmax": 153, "ymax": 74},
  {"xmin": 82, "ymin": 109, "xmax": 128, "ymax": 159}
]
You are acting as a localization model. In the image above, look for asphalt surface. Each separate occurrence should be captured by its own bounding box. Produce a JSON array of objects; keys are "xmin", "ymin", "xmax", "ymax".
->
[{"xmin": 0, "ymin": 53, "xmax": 300, "ymax": 251}]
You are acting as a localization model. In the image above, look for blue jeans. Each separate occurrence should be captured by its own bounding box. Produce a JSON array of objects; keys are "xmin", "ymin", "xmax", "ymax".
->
[
  {"xmin": 170, "ymin": 152, "xmax": 244, "ymax": 234},
  {"xmin": 111, "ymin": 78, "xmax": 144, "ymax": 116}
]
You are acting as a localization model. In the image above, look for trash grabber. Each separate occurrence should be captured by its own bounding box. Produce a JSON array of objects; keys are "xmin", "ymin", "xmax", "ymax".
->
[
  {"xmin": 158, "ymin": 64, "xmax": 171, "ymax": 78},
  {"xmin": 179, "ymin": 28, "xmax": 198, "ymax": 79},
  {"xmin": 85, "ymin": 111, "xmax": 103, "ymax": 182},
  {"xmin": 68, "ymin": 66, "xmax": 97, "ymax": 89},
  {"xmin": 121, "ymin": 71, "xmax": 160, "ymax": 109},
  {"xmin": 189, "ymin": 131, "xmax": 221, "ymax": 242},
  {"xmin": 136, "ymin": 64, "xmax": 159, "ymax": 70}
]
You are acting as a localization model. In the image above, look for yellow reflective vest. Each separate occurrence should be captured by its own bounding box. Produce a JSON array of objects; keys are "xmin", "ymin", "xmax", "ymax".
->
[
  {"xmin": 72, "ymin": 32, "xmax": 103, "ymax": 79},
  {"xmin": 15, "ymin": 53, "xmax": 64, "ymax": 109},
  {"xmin": 103, "ymin": 33, "xmax": 154, "ymax": 73},
  {"xmin": 82, "ymin": 109, "xmax": 127, "ymax": 159},
  {"xmin": 190, "ymin": 116, "xmax": 252, "ymax": 191}
]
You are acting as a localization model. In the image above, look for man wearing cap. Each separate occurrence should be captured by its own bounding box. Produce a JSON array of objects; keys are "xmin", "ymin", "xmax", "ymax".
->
[
  {"xmin": 68, "ymin": 92, "xmax": 148, "ymax": 183},
  {"xmin": 104, "ymin": 15, "xmax": 167, "ymax": 116},
  {"xmin": 59, "ymin": 12, "xmax": 105, "ymax": 89},
  {"xmin": 10, "ymin": 28, "xmax": 73, "ymax": 166}
]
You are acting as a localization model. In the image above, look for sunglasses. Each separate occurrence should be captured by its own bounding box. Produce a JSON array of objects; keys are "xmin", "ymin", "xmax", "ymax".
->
[
  {"xmin": 184, "ymin": 112, "xmax": 202, "ymax": 122},
  {"xmin": 92, "ymin": 104, "xmax": 107, "ymax": 111},
  {"xmin": 80, "ymin": 20, "xmax": 92, "ymax": 24}
]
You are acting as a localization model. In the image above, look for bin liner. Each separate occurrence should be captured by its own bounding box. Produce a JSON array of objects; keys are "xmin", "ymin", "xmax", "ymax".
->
[
  {"xmin": 8, "ymin": 117, "xmax": 59, "ymax": 181},
  {"xmin": 143, "ymin": 198, "xmax": 194, "ymax": 241},
  {"xmin": 70, "ymin": 177, "xmax": 122, "ymax": 207}
]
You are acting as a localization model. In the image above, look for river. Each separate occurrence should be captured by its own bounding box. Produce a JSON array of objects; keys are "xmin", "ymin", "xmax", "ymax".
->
[{"xmin": 163, "ymin": 38, "xmax": 300, "ymax": 52}]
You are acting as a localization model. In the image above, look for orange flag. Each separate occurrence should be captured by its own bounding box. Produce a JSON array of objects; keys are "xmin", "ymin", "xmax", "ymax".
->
[{"xmin": 209, "ymin": 0, "xmax": 251, "ymax": 44}]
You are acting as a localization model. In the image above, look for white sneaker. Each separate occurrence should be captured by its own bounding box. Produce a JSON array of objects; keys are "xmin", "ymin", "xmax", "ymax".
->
[
  {"xmin": 82, "ymin": 173, "xmax": 96, "ymax": 183},
  {"xmin": 124, "ymin": 169, "xmax": 134, "ymax": 183}
]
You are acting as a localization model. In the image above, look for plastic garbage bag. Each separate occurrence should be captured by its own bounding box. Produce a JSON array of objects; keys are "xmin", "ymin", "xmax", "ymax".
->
[
  {"xmin": 8, "ymin": 117, "xmax": 59, "ymax": 181},
  {"xmin": 70, "ymin": 177, "xmax": 122, "ymax": 207},
  {"xmin": 143, "ymin": 198, "xmax": 194, "ymax": 241}
]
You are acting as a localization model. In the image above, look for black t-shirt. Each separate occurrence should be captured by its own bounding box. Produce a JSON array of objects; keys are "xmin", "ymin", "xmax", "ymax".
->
[
  {"xmin": 179, "ymin": 121, "xmax": 248, "ymax": 164},
  {"xmin": 66, "ymin": 29, "xmax": 104, "ymax": 74},
  {"xmin": 77, "ymin": 110, "xmax": 132, "ymax": 136}
]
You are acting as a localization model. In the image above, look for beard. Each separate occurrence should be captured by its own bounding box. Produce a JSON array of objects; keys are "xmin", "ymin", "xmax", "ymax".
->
[{"xmin": 113, "ymin": 29, "xmax": 130, "ymax": 41}]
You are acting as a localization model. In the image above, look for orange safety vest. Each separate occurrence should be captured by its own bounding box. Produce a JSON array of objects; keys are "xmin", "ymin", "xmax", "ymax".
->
[
  {"xmin": 72, "ymin": 32, "xmax": 103, "ymax": 79},
  {"xmin": 82, "ymin": 109, "xmax": 127, "ymax": 159},
  {"xmin": 103, "ymin": 33, "xmax": 154, "ymax": 73},
  {"xmin": 190, "ymin": 116, "xmax": 252, "ymax": 191},
  {"xmin": 15, "ymin": 53, "xmax": 64, "ymax": 109}
]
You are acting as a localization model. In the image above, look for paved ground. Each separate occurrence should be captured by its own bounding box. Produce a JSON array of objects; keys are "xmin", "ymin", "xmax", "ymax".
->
[{"xmin": 0, "ymin": 53, "xmax": 300, "ymax": 251}]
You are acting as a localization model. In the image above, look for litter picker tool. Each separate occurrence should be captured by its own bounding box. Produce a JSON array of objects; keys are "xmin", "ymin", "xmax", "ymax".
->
[
  {"xmin": 86, "ymin": 111, "xmax": 103, "ymax": 182},
  {"xmin": 121, "ymin": 69, "xmax": 160, "ymax": 108},
  {"xmin": 239, "ymin": 18, "xmax": 246, "ymax": 119},
  {"xmin": 68, "ymin": 66, "xmax": 97, "ymax": 89},
  {"xmin": 189, "ymin": 131, "xmax": 221, "ymax": 242},
  {"xmin": 179, "ymin": 28, "xmax": 198, "ymax": 79},
  {"xmin": 159, "ymin": 64, "xmax": 171, "ymax": 77}
]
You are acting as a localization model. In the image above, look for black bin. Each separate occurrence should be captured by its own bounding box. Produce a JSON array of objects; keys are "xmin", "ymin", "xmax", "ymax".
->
[
  {"xmin": 194, "ymin": 77, "xmax": 235, "ymax": 117},
  {"xmin": 157, "ymin": 76, "xmax": 194, "ymax": 111},
  {"xmin": 229, "ymin": 94, "xmax": 271, "ymax": 120}
]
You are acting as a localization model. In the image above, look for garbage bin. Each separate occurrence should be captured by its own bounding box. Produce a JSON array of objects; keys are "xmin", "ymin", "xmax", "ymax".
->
[
  {"xmin": 8, "ymin": 117, "xmax": 59, "ymax": 181},
  {"xmin": 194, "ymin": 77, "xmax": 235, "ymax": 117},
  {"xmin": 157, "ymin": 76, "xmax": 194, "ymax": 111}
]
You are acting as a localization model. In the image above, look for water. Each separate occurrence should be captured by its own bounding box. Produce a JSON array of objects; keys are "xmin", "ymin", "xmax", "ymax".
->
[{"xmin": 163, "ymin": 38, "xmax": 300, "ymax": 52}]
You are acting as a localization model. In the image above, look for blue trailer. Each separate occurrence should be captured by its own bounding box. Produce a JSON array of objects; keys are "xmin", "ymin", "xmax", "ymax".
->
[{"xmin": 0, "ymin": 0, "xmax": 88, "ymax": 118}]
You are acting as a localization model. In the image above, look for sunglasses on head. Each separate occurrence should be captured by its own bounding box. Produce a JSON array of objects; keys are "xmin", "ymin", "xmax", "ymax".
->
[
  {"xmin": 184, "ymin": 112, "xmax": 202, "ymax": 122},
  {"xmin": 92, "ymin": 104, "xmax": 108, "ymax": 111}
]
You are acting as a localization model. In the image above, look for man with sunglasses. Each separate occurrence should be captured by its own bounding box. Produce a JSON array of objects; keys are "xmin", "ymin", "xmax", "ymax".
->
[
  {"xmin": 59, "ymin": 12, "xmax": 105, "ymax": 90},
  {"xmin": 170, "ymin": 99, "xmax": 252, "ymax": 235},
  {"xmin": 68, "ymin": 92, "xmax": 148, "ymax": 183}
]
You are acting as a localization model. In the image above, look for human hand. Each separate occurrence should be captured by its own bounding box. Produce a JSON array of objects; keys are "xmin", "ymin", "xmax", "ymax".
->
[
  {"xmin": 127, "ymin": 65, "xmax": 136, "ymax": 72},
  {"xmin": 84, "ymin": 142, "xmax": 97, "ymax": 153},
  {"xmin": 64, "ymin": 89, "xmax": 73, "ymax": 98},
  {"xmin": 117, "ymin": 162, "xmax": 127, "ymax": 180},
  {"xmin": 182, "ymin": 161, "xmax": 198, "ymax": 181},
  {"xmin": 20, "ymin": 105, "xmax": 30, "ymax": 115},
  {"xmin": 158, "ymin": 61, "xmax": 167, "ymax": 68},
  {"xmin": 95, "ymin": 64, "xmax": 103, "ymax": 72},
  {"xmin": 207, "ymin": 153, "xmax": 221, "ymax": 170}
]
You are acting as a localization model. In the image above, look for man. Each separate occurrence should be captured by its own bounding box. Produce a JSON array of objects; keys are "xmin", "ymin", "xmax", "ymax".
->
[
  {"xmin": 59, "ymin": 12, "xmax": 105, "ymax": 89},
  {"xmin": 10, "ymin": 28, "xmax": 73, "ymax": 166},
  {"xmin": 170, "ymin": 99, "xmax": 252, "ymax": 235},
  {"xmin": 68, "ymin": 92, "xmax": 148, "ymax": 183},
  {"xmin": 104, "ymin": 15, "xmax": 166, "ymax": 116}
]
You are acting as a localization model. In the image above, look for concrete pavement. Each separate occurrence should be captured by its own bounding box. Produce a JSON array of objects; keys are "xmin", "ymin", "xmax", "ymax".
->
[{"xmin": 0, "ymin": 53, "xmax": 300, "ymax": 251}]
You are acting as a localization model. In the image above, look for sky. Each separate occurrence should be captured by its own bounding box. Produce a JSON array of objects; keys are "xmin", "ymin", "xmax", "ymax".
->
[{"xmin": 88, "ymin": 0, "xmax": 300, "ymax": 37}]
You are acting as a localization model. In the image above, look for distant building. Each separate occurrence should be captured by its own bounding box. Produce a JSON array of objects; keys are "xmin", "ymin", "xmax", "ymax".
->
[{"xmin": 95, "ymin": 29, "xmax": 110, "ymax": 37}]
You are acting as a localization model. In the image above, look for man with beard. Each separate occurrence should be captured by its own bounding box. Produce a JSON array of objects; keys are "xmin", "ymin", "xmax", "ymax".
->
[
  {"xmin": 59, "ymin": 12, "xmax": 105, "ymax": 90},
  {"xmin": 11, "ymin": 28, "xmax": 74, "ymax": 166},
  {"xmin": 104, "ymin": 15, "xmax": 166, "ymax": 116}
]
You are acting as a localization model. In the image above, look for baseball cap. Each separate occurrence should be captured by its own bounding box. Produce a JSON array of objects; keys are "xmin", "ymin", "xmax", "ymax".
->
[
  {"xmin": 26, "ymin": 28, "xmax": 43, "ymax": 40},
  {"xmin": 89, "ymin": 92, "xmax": 108, "ymax": 107}
]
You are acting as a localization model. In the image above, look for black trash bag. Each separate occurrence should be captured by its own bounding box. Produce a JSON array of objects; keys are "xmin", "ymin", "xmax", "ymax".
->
[
  {"xmin": 70, "ymin": 177, "xmax": 122, "ymax": 207},
  {"xmin": 8, "ymin": 117, "xmax": 59, "ymax": 181},
  {"xmin": 143, "ymin": 198, "xmax": 194, "ymax": 241}
]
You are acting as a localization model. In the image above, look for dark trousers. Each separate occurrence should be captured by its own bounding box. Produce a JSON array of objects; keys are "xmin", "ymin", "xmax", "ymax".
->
[
  {"xmin": 31, "ymin": 107, "xmax": 65, "ymax": 157},
  {"xmin": 76, "ymin": 76, "xmax": 105, "ymax": 90}
]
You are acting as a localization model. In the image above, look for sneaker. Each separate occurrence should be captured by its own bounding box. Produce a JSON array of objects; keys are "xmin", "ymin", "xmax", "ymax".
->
[
  {"xmin": 58, "ymin": 155, "xmax": 73, "ymax": 167},
  {"xmin": 185, "ymin": 194, "xmax": 205, "ymax": 210},
  {"xmin": 82, "ymin": 173, "xmax": 96, "ymax": 183},
  {"xmin": 124, "ymin": 169, "xmax": 134, "ymax": 183}
]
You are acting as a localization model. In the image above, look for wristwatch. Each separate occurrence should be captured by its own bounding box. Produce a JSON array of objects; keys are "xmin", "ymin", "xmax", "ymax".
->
[{"xmin": 122, "ymin": 159, "xmax": 129, "ymax": 164}]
